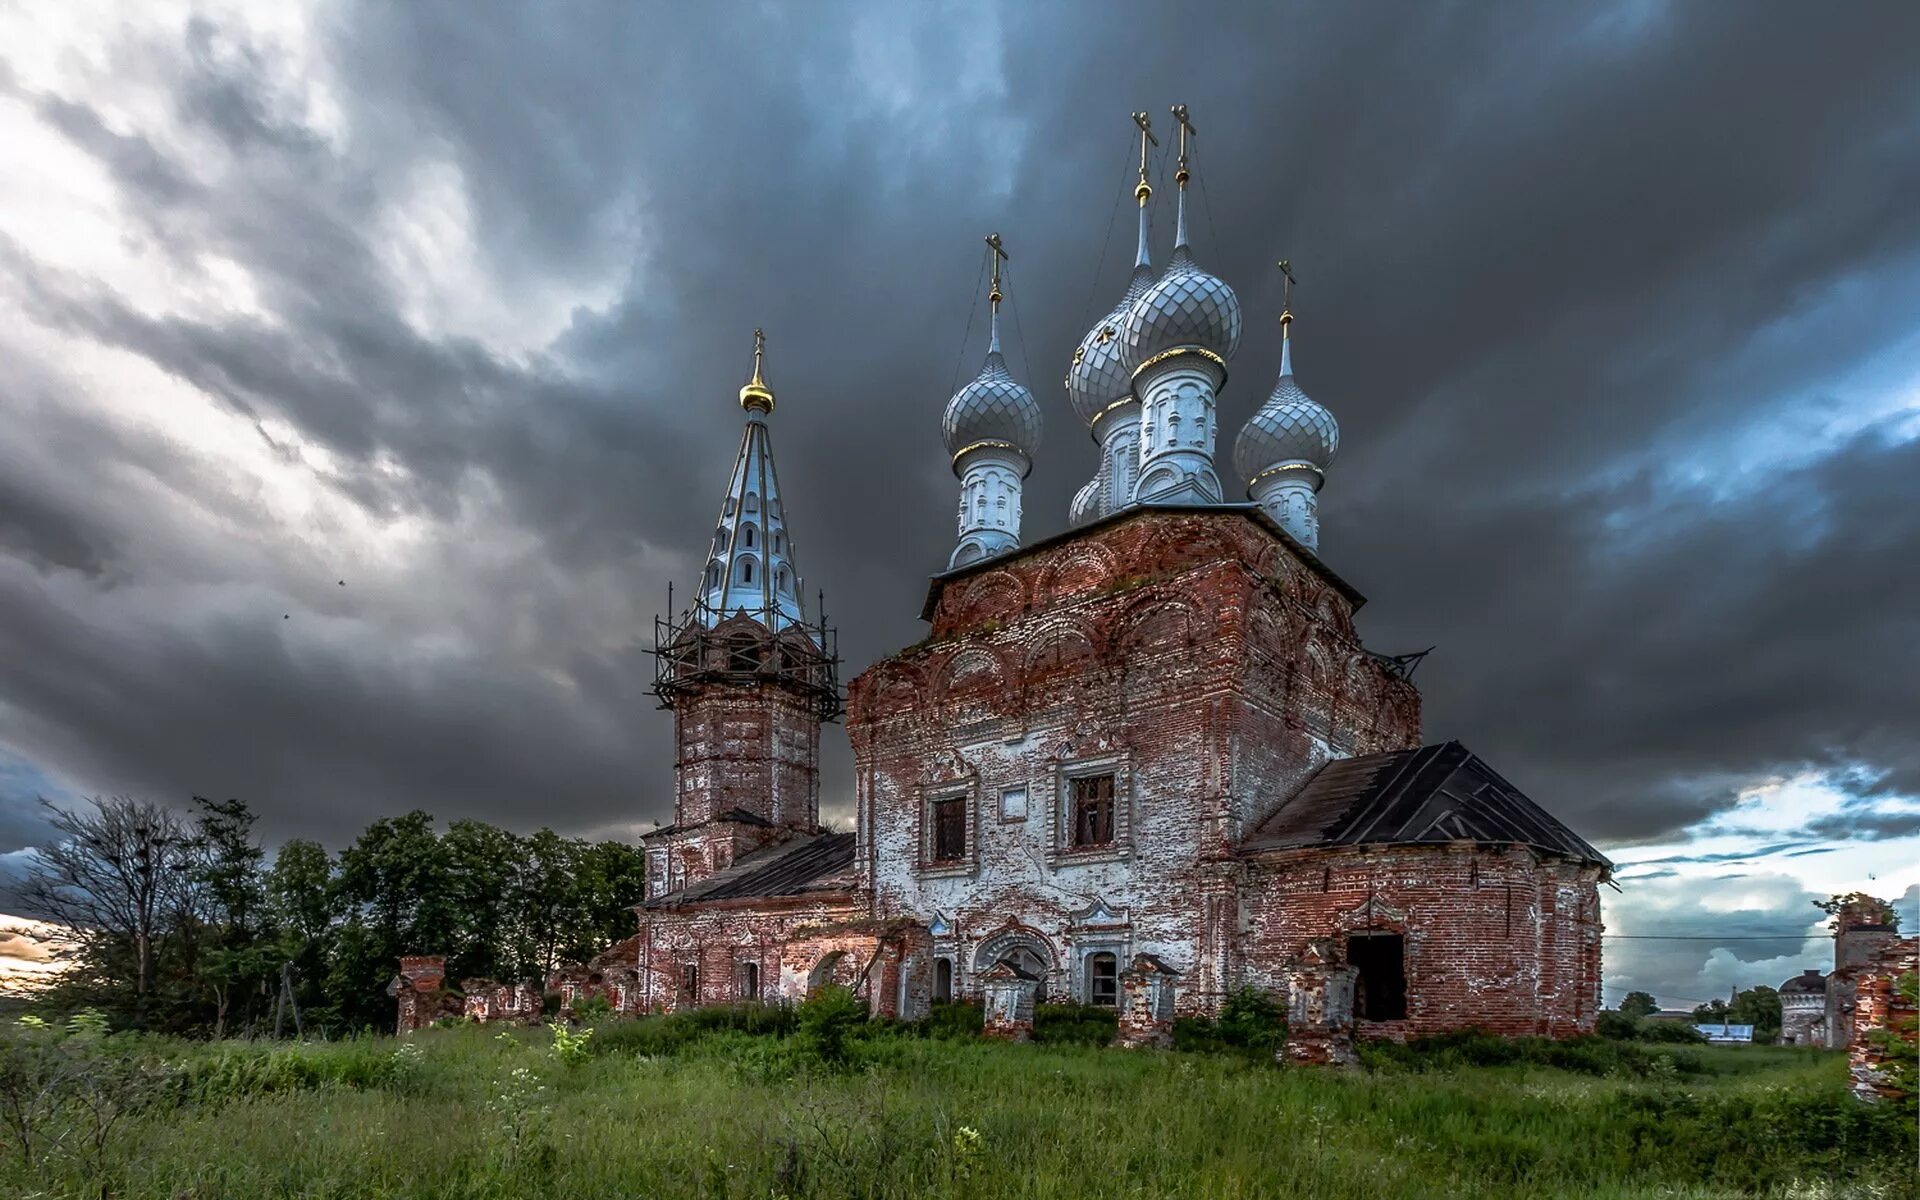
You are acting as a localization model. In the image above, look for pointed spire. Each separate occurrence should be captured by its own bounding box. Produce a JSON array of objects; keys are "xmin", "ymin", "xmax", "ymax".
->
[
  {"xmin": 985, "ymin": 232, "xmax": 1007, "ymax": 356},
  {"xmin": 1131, "ymin": 111, "xmax": 1159, "ymax": 274},
  {"xmin": 1277, "ymin": 259, "xmax": 1298, "ymax": 377},
  {"xmin": 1170, "ymin": 104, "xmax": 1196, "ymax": 255},
  {"xmin": 739, "ymin": 327, "xmax": 775, "ymax": 413}
]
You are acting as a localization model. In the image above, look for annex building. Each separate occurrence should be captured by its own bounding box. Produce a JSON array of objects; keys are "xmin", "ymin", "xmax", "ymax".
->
[{"xmin": 409, "ymin": 109, "xmax": 1614, "ymax": 1056}]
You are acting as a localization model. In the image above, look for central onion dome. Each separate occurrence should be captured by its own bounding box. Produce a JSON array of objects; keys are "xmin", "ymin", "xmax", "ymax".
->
[
  {"xmin": 1233, "ymin": 334, "xmax": 1338, "ymax": 484},
  {"xmin": 942, "ymin": 329, "xmax": 1043, "ymax": 473},
  {"xmin": 1122, "ymin": 243, "xmax": 1243, "ymax": 372}
]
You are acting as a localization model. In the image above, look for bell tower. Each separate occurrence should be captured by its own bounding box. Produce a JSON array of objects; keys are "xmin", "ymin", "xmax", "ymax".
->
[{"xmin": 643, "ymin": 331, "xmax": 841, "ymax": 899}]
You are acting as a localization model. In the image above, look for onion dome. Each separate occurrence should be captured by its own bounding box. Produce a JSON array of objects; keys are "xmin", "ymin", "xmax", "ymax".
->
[
  {"xmin": 942, "ymin": 240, "xmax": 1043, "ymax": 474},
  {"xmin": 1120, "ymin": 109, "xmax": 1241, "ymax": 374},
  {"xmin": 1069, "ymin": 112, "xmax": 1161, "ymax": 429},
  {"xmin": 1068, "ymin": 474, "xmax": 1101, "ymax": 528},
  {"xmin": 1234, "ymin": 321, "xmax": 1338, "ymax": 485},
  {"xmin": 1067, "ymin": 267, "xmax": 1154, "ymax": 427}
]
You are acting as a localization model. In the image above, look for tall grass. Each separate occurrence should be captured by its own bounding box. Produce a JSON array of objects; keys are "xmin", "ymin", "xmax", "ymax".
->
[{"xmin": 1, "ymin": 1016, "xmax": 1910, "ymax": 1199}]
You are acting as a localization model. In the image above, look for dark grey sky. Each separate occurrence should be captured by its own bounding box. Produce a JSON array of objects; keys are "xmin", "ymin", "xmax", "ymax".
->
[{"xmin": 1, "ymin": 1, "xmax": 1916, "ymax": 1004}]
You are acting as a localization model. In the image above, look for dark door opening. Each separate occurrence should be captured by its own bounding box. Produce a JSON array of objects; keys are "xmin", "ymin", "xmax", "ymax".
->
[{"xmin": 1346, "ymin": 932, "xmax": 1407, "ymax": 1021}]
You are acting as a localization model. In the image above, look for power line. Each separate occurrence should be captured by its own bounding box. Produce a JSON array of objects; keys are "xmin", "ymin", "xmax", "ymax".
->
[
  {"xmin": 1604, "ymin": 934, "xmax": 1821, "ymax": 941},
  {"xmin": 947, "ymin": 244, "xmax": 989, "ymax": 398}
]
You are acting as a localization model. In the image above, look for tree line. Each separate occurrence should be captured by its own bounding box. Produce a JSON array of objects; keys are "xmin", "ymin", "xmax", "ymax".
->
[{"xmin": 12, "ymin": 795, "xmax": 647, "ymax": 1035}]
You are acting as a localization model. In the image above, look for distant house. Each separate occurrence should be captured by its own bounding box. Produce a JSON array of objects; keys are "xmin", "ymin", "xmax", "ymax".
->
[{"xmin": 1694, "ymin": 1023, "xmax": 1754, "ymax": 1044}]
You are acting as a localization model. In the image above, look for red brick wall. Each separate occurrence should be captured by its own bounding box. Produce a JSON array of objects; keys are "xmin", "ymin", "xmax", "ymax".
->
[
  {"xmin": 1243, "ymin": 844, "xmax": 1604, "ymax": 1038},
  {"xmin": 672, "ymin": 683, "xmax": 822, "ymax": 831}
]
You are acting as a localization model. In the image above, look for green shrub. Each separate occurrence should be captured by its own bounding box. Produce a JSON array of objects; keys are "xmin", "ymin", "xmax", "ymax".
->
[
  {"xmin": 1216, "ymin": 987, "xmax": 1286, "ymax": 1054},
  {"xmin": 1635, "ymin": 1019, "xmax": 1709, "ymax": 1045},
  {"xmin": 794, "ymin": 986, "xmax": 865, "ymax": 1065},
  {"xmin": 923, "ymin": 1001, "xmax": 984, "ymax": 1039},
  {"xmin": 1033, "ymin": 1003, "xmax": 1117, "ymax": 1047},
  {"xmin": 570, "ymin": 994, "xmax": 613, "ymax": 1024}
]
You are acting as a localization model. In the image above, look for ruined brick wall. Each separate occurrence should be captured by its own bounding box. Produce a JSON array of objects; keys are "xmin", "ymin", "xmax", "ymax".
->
[
  {"xmin": 1848, "ymin": 937, "xmax": 1917, "ymax": 1102},
  {"xmin": 849, "ymin": 510, "xmax": 1420, "ymax": 1016},
  {"xmin": 628, "ymin": 895, "xmax": 872, "ymax": 1011},
  {"xmin": 1243, "ymin": 844, "xmax": 1605, "ymax": 1039},
  {"xmin": 390, "ymin": 955, "xmax": 464, "ymax": 1035}
]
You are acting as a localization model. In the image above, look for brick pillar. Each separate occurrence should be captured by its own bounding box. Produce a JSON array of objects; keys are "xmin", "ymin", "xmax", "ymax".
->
[
  {"xmin": 1849, "ymin": 937, "xmax": 1918, "ymax": 1103},
  {"xmin": 1283, "ymin": 938, "xmax": 1358, "ymax": 1067},
  {"xmin": 388, "ymin": 955, "xmax": 448, "ymax": 1037},
  {"xmin": 980, "ymin": 961, "xmax": 1038, "ymax": 1041},
  {"xmin": 1115, "ymin": 954, "xmax": 1180, "ymax": 1049}
]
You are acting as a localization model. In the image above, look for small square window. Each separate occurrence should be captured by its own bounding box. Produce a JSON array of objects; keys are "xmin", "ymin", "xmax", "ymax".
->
[
  {"xmin": 931, "ymin": 795, "xmax": 967, "ymax": 862},
  {"xmin": 1070, "ymin": 774, "xmax": 1116, "ymax": 847},
  {"xmin": 1000, "ymin": 787, "xmax": 1027, "ymax": 821}
]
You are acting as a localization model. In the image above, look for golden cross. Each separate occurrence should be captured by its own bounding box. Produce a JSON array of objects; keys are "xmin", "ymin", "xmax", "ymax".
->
[
  {"xmin": 1277, "ymin": 260, "xmax": 1298, "ymax": 311},
  {"xmin": 1132, "ymin": 110, "xmax": 1159, "ymax": 200},
  {"xmin": 1171, "ymin": 104, "xmax": 1196, "ymax": 179},
  {"xmin": 985, "ymin": 232, "xmax": 1008, "ymax": 306},
  {"xmin": 751, "ymin": 327, "xmax": 767, "ymax": 380}
]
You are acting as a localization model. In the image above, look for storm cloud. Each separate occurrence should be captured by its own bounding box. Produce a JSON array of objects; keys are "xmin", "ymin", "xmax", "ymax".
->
[{"xmin": 2, "ymin": 2, "xmax": 1917, "ymax": 1001}]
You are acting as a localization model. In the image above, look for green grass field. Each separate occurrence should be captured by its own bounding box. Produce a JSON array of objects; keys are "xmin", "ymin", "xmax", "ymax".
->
[{"xmin": 3, "ymin": 1013, "xmax": 1914, "ymax": 1199}]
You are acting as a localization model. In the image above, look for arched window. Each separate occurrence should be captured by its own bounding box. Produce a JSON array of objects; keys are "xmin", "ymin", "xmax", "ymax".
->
[
  {"xmin": 1086, "ymin": 952, "xmax": 1118, "ymax": 1007},
  {"xmin": 723, "ymin": 498, "xmax": 736, "ymax": 517},
  {"xmin": 738, "ymin": 557, "xmax": 756, "ymax": 585},
  {"xmin": 933, "ymin": 958, "xmax": 954, "ymax": 1004},
  {"xmin": 739, "ymin": 961, "xmax": 759, "ymax": 1001},
  {"xmin": 713, "ymin": 527, "xmax": 729, "ymax": 553},
  {"xmin": 744, "ymin": 492, "xmax": 759, "ymax": 512},
  {"xmin": 773, "ymin": 532, "xmax": 785, "ymax": 554},
  {"xmin": 741, "ymin": 525, "xmax": 755, "ymax": 549},
  {"xmin": 776, "ymin": 567, "xmax": 790, "ymax": 593},
  {"xmin": 705, "ymin": 561, "xmax": 721, "ymax": 590}
]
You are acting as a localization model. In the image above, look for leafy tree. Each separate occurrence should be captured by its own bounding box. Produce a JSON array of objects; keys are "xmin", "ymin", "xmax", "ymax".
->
[
  {"xmin": 441, "ymin": 820, "xmax": 521, "ymax": 982},
  {"xmin": 185, "ymin": 798, "xmax": 274, "ymax": 1036},
  {"xmin": 1619, "ymin": 991, "xmax": 1659, "ymax": 1019},
  {"xmin": 265, "ymin": 839, "xmax": 336, "ymax": 1029},
  {"xmin": 329, "ymin": 811, "xmax": 450, "ymax": 1030},
  {"xmin": 1692, "ymin": 986, "xmax": 1781, "ymax": 1042}
]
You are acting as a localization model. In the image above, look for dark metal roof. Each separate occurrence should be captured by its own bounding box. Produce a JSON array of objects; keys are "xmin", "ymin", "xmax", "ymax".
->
[
  {"xmin": 918, "ymin": 503, "xmax": 1367, "ymax": 622},
  {"xmin": 1242, "ymin": 741, "xmax": 1610, "ymax": 868},
  {"xmin": 641, "ymin": 808, "xmax": 775, "ymax": 841},
  {"xmin": 1779, "ymin": 969, "xmax": 1828, "ymax": 994},
  {"xmin": 642, "ymin": 831, "xmax": 856, "ymax": 908}
]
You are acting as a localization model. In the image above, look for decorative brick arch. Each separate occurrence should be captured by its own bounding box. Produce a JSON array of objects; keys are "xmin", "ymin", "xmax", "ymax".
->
[
  {"xmin": 957, "ymin": 570, "xmax": 1026, "ymax": 626},
  {"xmin": 1037, "ymin": 545, "xmax": 1118, "ymax": 603}
]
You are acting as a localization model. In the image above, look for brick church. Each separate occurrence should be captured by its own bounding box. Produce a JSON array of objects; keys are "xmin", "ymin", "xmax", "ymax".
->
[{"xmin": 418, "ymin": 109, "xmax": 1612, "ymax": 1054}]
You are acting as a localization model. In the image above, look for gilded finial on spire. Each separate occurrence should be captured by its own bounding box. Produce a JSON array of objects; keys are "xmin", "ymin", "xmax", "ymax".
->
[
  {"xmin": 1277, "ymin": 259, "xmax": 1298, "ymax": 336},
  {"xmin": 1171, "ymin": 104, "xmax": 1195, "ymax": 185},
  {"xmin": 1132, "ymin": 111, "xmax": 1158, "ymax": 205},
  {"xmin": 739, "ymin": 326, "xmax": 775, "ymax": 412}
]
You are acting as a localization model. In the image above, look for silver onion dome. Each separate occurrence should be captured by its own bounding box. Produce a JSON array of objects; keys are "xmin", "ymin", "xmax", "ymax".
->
[
  {"xmin": 942, "ymin": 344, "xmax": 1044, "ymax": 470},
  {"xmin": 1067, "ymin": 266, "xmax": 1154, "ymax": 427},
  {"xmin": 1233, "ymin": 340, "xmax": 1338, "ymax": 484},
  {"xmin": 1122, "ymin": 244, "xmax": 1243, "ymax": 373}
]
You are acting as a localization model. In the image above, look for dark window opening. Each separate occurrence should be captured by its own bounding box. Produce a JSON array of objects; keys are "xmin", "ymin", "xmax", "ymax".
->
[
  {"xmin": 742, "ymin": 525, "xmax": 755, "ymax": 548},
  {"xmin": 1087, "ymin": 952, "xmax": 1118, "ymax": 1007},
  {"xmin": 1347, "ymin": 933, "xmax": 1407, "ymax": 1021},
  {"xmin": 933, "ymin": 958, "xmax": 953, "ymax": 1004},
  {"xmin": 931, "ymin": 796, "xmax": 966, "ymax": 862},
  {"xmin": 681, "ymin": 962, "xmax": 700, "ymax": 1001},
  {"xmin": 1071, "ymin": 774, "xmax": 1116, "ymax": 847},
  {"xmin": 739, "ymin": 961, "xmax": 758, "ymax": 1001}
]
